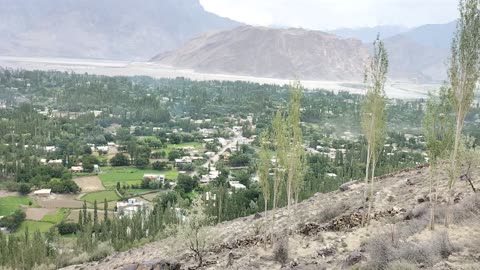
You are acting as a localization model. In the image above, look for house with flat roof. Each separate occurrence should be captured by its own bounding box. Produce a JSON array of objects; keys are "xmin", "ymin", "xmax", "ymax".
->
[
  {"xmin": 143, "ymin": 174, "xmax": 165, "ymax": 184},
  {"xmin": 33, "ymin": 189, "xmax": 52, "ymax": 196},
  {"xmin": 116, "ymin": 198, "xmax": 148, "ymax": 217}
]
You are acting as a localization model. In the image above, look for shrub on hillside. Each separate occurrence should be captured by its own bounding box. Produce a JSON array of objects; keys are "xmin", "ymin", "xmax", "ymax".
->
[{"xmin": 274, "ymin": 238, "xmax": 289, "ymax": 266}]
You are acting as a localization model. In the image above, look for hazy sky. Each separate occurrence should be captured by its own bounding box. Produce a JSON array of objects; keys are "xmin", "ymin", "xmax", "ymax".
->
[{"xmin": 200, "ymin": 0, "xmax": 459, "ymax": 30}]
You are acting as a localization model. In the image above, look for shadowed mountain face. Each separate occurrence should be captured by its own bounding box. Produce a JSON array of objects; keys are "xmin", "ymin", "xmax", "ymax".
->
[
  {"xmin": 383, "ymin": 21, "xmax": 456, "ymax": 82},
  {"xmin": 0, "ymin": 0, "xmax": 241, "ymax": 60},
  {"xmin": 152, "ymin": 21, "xmax": 457, "ymax": 83},
  {"xmin": 152, "ymin": 26, "xmax": 370, "ymax": 81},
  {"xmin": 333, "ymin": 22, "xmax": 456, "ymax": 82}
]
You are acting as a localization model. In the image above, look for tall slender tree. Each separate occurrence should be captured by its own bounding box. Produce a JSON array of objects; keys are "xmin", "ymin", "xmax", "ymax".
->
[
  {"xmin": 361, "ymin": 35, "xmax": 389, "ymax": 226},
  {"xmin": 445, "ymin": 0, "xmax": 480, "ymax": 227},
  {"xmin": 259, "ymin": 130, "xmax": 271, "ymax": 246},
  {"xmin": 422, "ymin": 87, "xmax": 454, "ymax": 230},
  {"xmin": 286, "ymin": 82, "xmax": 305, "ymax": 233},
  {"xmin": 271, "ymin": 109, "xmax": 287, "ymax": 241}
]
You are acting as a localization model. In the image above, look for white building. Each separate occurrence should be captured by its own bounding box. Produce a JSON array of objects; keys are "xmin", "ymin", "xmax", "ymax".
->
[
  {"xmin": 229, "ymin": 181, "xmax": 246, "ymax": 190},
  {"xmin": 33, "ymin": 189, "xmax": 52, "ymax": 196},
  {"xmin": 70, "ymin": 166, "xmax": 84, "ymax": 173},
  {"xmin": 143, "ymin": 174, "xmax": 165, "ymax": 184},
  {"xmin": 116, "ymin": 198, "xmax": 148, "ymax": 217},
  {"xmin": 175, "ymin": 156, "xmax": 192, "ymax": 166},
  {"xmin": 48, "ymin": 159, "xmax": 63, "ymax": 165}
]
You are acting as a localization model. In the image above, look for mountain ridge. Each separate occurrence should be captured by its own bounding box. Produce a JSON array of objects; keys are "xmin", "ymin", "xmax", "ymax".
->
[
  {"xmin": 0, "ymin": 0, "xmax": 242, "ymax": 60},
  {"xmin": 152, "ymin": 26, "xmax": 370, "ymax": 81}
]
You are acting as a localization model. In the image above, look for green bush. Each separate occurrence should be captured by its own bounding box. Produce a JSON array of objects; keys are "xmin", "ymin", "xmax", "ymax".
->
[
  {"xmin": 57, "ymin": 222, "xmax": 79, "ymax": 235},
  {"xmin": 0, "ymin": 210, "xmax": 26, "ymax": 231}
]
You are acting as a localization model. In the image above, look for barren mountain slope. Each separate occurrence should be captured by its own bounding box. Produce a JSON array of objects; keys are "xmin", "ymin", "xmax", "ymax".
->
[
  {"xmin": 152, "ymin": 26, "xmax": 370, "ymax": 81},
  {"xmin": 0, "ymin": 0, "xmax": 241, "ymax": 59},
  {"xmin": 63, "ymin": 164, "xmax": 480, "ymax": 270}
]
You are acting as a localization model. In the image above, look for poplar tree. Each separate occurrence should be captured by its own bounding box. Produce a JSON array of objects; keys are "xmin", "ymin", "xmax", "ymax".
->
[
  {"xmin": 104, "ymin": 198, "xmax": 108, "ymax": 222},
  {"xmin": 361, "ymin": 35, "xmax": 388, "ymax": 226},
  {"xmin": 422, "ymin": 87, "xmax": 454, "ymax": 230},
  {"xmin": 286, "ymin": 82, "xmax": 305, "ymax": 232},
  {"xmin": 93, "ymin": 200, "xmax": 98, "ymax": 230},
  {"xmin": 445, "ymin": 0, "xmax": 480, "ymax": 227},
  {"xmin": 271, "ymin": 109, "xmax": 287, "ymax": 240},
  {"xmin": 259, "ymin": 130, "xmax": 271, "ymax": 246}
]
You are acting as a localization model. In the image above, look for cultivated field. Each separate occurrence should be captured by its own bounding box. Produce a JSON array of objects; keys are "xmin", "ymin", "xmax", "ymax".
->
[
  {"xmin": 0, "ymin": 196, "xmax": 34, "ymax": 216},
  {"xmin": 80, "ymin": 190, "xmax": 121, "ymax": 204},
  {"xmin": 73, "ymin": 175, "xmax": 105, "ymax": 192},
  {"xmin": 25, "ymin": 208, "xmax": 56, "ymax": 221},
  {"xmin": 34, "ymin": 194, "xmax": 83, "ymax": 209},
  {"xmin": 99, "ymin": 167, "xmax": 179, "ymax": 189}
]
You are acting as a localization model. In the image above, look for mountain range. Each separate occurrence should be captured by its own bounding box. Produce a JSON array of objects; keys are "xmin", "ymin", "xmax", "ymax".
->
[
  {"xmin": 0, "ymin": 0, "xmax": 457, "ymax": 82},
  {"xmin": 0, "ymin": 0, "xmax": 240, "ymax": 60},
  {"xmin": 152, "ymin": 26, "xmax": 370, "ymax": 81},
  {"xmin": 152, "ymin": 22, "xmax": 456, "ymax": 82}
]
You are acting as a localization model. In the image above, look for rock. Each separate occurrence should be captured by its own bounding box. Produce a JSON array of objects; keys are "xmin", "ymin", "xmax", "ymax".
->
[
  {"xmin": 341, "ymin": 251, "xmax": 365, "ymax": 269},
  {"xmin": 339, "ymin": 180, "xmax": 358, "ymax": 191},
  {"xmin": 226, "ymin": 251, "xmax": 234, "ymax": 267},
  {"xmin": 120, "ymin": 264, "xmax": 138, "ymax": 270},
  {"xmin": 406, "ymin": 178, "xmax": 414, "ymax": 185},
  {"xmin": 129, "ymin": 259, "xmax": 181, "ymax": 270},
  {"xmin": 253, "ymin": 213, "xmax": 262, "ymax": 220},
  {"xmin": 417, "ymin": 197, "xmax": 426, "ymax": 203},
  {"xmin": 317, "ymin": 244, "xmax": 336, "ymax": 257}
]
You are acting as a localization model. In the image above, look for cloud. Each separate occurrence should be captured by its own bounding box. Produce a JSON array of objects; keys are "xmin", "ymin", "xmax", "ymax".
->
[{"xmin": 200, "ymin": 0, "xmax": 459, "ymax": 29}]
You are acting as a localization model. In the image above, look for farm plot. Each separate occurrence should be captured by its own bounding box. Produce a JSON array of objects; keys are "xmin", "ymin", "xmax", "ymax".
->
[
  {"xmin": 99, "ymin": 167, "xmax": 179, "ymax": 189},
  {"xmin": 0, "ymin": 196, "xmax": 34, "ymax": 216},
  {"xmin": 25, "ymin": 208, "xmax": 56, "ymax": 221},
  {"xmin": 80, "ymin": 190, "xmax": 121, "ymax": 204},
  {"xmin": 34, "ymin": 194, "xmax": 83, "ymax": 209},
  {"xmin": 73, "ymin": 175, "xmax": 105, "ymax": 192}
]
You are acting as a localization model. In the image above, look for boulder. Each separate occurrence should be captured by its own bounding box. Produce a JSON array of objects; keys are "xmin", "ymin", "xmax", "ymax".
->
[
  {"xmin": 126, "ymin": 259, "xmax": 181, "ymax": 270},
  {"xmin": 341, "ymin": 251, "xmax": 365, "ymax": 269},
  {"xmin": 339, "ymin": 180, "xmax": 358, "ymax": 191}
]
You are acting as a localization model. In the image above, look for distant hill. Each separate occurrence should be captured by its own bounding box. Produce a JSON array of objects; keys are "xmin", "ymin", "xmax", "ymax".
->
[
  {"xmin": 152, "ymin": 26, "xmax": 370, "ymax": 81},
  {"xmin": 332, "ymin": 25, "xmax": 409, "ymax": 43},
  {"xmin": 0, "ymin": 0, "xmax": 241, "ymax": 60},
  {"xmin": 384, "ymin": 21, "xmax": 456, "ymax": 82}
]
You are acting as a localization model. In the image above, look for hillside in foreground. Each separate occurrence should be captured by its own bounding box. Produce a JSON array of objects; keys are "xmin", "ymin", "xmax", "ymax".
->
[{"xmin": 63, "ymin": 164, "xmax": 480, "ymax": 270}]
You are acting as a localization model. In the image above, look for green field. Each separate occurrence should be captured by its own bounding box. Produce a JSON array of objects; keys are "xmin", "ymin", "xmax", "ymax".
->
[
  {"xmin": 153, "ymin": 142, "xmax": 204, "ymax": 156},
  {"xmin": 16, "ymin": 221, "xmax": 54, "ymax": 235},
  {"xmin": 81, "ymin": 190, "xmax": 121, "ymax": 204},
  {"xmin": 0, "ymin": 196, "xmax": 34, "ymax": 216},
  {"xmin": 41, "ymin": 208, "xmax": 70, "ymax": 223},
  {"xmin": 167, "ymin": 142, "xmax": 203, "ymax": 149},
  {"xmin": 99, "ymin": 167, "xmax": 179, "ymax": 188}
]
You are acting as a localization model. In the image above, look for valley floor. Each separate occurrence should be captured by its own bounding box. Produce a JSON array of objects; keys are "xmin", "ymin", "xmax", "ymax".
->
[{"xmin": 0, "ymin": 56, "xmax": 440, "ymax": 99}]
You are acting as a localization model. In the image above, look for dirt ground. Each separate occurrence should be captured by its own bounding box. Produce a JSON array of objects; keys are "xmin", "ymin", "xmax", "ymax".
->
[
  {"xmin": 0, "ymin": 190, "xmax": 19, "ymax": 198},
  {"xmin": 25, "ymin": 207, "xmax": 56, "ymax": 221},
  {"xmin": 140, "ymin": 192, "xmax": 163, "ymax": 202},
  {"xmin": 33, "ymin": 194, "xmax": 83, "ymax": 209},
  {"xmin": 73, "ymin": 176, "xmax": 105, "ymax": 192},
  {"xmin": 67, "ymin": 209, "xmax": 115, "ymax": 222}
]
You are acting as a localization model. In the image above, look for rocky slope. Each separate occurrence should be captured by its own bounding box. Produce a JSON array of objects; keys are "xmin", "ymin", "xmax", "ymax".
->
[
  {"xmin": 151, "ymin": 26, "xmax": 370, "ymax": 81},
  {"xmin": 63, "ymin": 164, "xmax": 480, "ymax": 270},
  {"xmin": 0, "ymin": 0, "xmax": 241, "ymax": 60}
]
